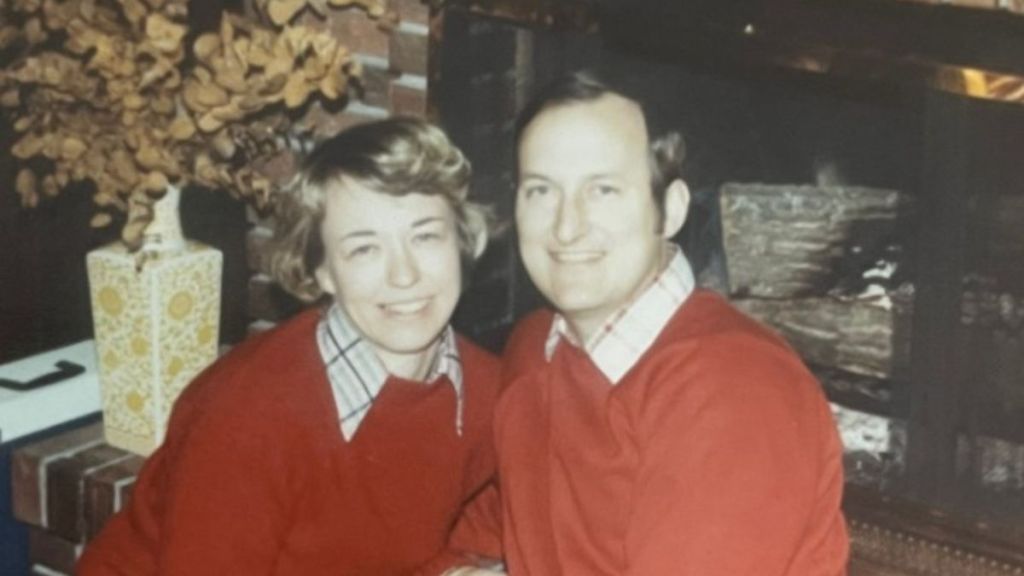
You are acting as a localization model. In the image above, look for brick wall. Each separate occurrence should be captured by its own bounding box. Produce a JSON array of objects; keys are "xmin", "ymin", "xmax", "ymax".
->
[
  {"xmin": 11, "ymin": 423, "xmax": 143, "ymax": 575},
  {"xmin": 246, "ymin": 0, "xmax": 434, "ymax": 330}
]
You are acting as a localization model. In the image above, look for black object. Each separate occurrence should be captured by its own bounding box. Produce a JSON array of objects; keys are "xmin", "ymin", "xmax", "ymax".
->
[{"xmin": 0, "ymin": 361, "xmax": 86, "ymax": 392}]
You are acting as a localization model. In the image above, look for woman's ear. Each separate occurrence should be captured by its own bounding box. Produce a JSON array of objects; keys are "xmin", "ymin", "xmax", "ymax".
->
[
  {"xmin": 472, "ymin": 226, "xmax": 488, "ymax": 259},
  {"xmin": 314, "ymin": 264, "xmax": 336, "ymax": 297},
  {"xmin": 661, "ymin": 179, "xmax": 690, "ymax": 239}
]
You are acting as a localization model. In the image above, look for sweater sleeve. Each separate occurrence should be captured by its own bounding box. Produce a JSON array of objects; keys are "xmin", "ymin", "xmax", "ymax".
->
[
  {"xmin": 623, "ymin": 338, "xmax": 848, "ymax": 576},
  {"xmin": 415, "ymin": 482, "xmax": 504, "ymax": 575},
  {"xmin": 418, "ymin": 341, "xmax": 505, "ymax": 576},
  {"xmin": 79, "ymin": 360, "xmax": 302, "ymax": 576},
  {"xmin": 154, "ymin": 400, "xmax": 296, "ymax": 575}
]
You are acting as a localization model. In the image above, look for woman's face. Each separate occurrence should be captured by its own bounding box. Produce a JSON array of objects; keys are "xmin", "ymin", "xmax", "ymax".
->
[{"xmin": 315, "ymin": 179, "xmax": 462, "ymax": 366}]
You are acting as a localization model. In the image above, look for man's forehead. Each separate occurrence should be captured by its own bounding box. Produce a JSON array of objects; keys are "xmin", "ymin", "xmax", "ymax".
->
[{"xmin": 533, "ymin": 93, "xmax": 647, "ymax": 134}]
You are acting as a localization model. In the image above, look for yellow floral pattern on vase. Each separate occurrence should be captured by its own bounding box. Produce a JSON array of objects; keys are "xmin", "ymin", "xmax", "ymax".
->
[{"xmin": 87, "ymin": 241, "xmax": 222, "ymax": 455}]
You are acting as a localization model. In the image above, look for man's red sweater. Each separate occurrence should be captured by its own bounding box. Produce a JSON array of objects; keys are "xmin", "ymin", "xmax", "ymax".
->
[
  {"xmin": 77, "ymin": 308, "xmax": 499, "ymax": 576},
  {"xmin": 494, "ymin": 291, "xmax": 849, "ymax": 575}
]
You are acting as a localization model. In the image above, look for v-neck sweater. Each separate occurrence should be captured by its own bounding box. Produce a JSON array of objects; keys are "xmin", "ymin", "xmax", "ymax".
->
[
  {"xmin": 78, "ymin": 308, "xmax": 499, "ymax": 576},
  {"xmin": 495, "ymin": 290, "xmax": 849, "ymax": 575}
]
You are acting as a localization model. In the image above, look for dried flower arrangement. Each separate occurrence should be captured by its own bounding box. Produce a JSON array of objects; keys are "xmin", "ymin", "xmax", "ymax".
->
[{"xmin": 0, "ymin": 0, "xmax": 388, "ymax": 249}]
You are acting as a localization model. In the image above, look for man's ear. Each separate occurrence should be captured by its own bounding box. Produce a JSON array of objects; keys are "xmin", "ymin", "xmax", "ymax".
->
[
  {"xmin": 661, "ymin": 179, "xmax": 690, "ymax": 239},
  {"xmin": 314, "ymin": 264, "xmax": 336, "ymax": 296}
]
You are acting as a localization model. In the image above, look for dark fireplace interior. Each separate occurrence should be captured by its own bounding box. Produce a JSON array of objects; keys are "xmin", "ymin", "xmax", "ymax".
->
[{"xmin": 438, "ymin": 0, "xmax": 1024, "ymax": 543}]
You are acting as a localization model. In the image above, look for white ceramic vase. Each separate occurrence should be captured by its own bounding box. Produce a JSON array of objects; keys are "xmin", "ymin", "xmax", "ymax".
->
[{"xmin": 86, "ymin": 185, "xmax": 223, "ymax": 455}]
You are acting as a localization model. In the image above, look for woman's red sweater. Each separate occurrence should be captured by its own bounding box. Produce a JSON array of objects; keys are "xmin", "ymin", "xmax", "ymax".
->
[{"xmin": 78, "ymin": 308, "xmax": 499, "ymax": 576}]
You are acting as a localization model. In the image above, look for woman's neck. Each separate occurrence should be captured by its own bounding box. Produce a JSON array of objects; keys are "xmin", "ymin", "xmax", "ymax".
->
[{"xmin": 375, "ymin": 341, "xmax": 440, "ymax": 382}]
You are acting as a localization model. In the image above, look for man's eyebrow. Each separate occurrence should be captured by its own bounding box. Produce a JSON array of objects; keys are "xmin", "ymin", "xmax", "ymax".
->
[{"xmin": 518, "ymin": 173, "xmax": 556, "ymax": 183}]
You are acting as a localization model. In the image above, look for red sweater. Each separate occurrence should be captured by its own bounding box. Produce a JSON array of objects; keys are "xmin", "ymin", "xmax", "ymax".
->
[
  {"xmin": 494, "ymin": 291, "xmax": 849, "ymax": 575},
  {"xmin": 78, "ymin": 308, "xmax": 499, "ymax": 576}
]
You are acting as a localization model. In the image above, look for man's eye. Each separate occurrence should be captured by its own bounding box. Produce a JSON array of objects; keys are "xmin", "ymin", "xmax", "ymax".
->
[
  {"xmin": 595, "ymin": 184, "xmax": 619, "ymax": 196},
  {"xmin": 413, "ymin": 231, "xmax": 442, "ymax": 243},
  {"xmin": 523, "ymin": 184, "xmax": 550, "ymax": 197}
]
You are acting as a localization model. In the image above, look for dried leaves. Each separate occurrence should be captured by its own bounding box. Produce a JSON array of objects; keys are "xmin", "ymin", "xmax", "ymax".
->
[{"xmin": 1, "ymin": 0, "xmax": 385, "ymax": 249}]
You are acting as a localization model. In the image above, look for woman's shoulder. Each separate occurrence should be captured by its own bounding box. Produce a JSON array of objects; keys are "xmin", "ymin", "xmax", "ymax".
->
[{"xmin": 168, "ymin": 308, "xmax": 329, "ymax": 432}]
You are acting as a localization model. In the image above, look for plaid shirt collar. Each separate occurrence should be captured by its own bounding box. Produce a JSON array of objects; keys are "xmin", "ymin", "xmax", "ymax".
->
[
  {"xmin": 316, "ymin": 304, "xmax": 464, "ymax": 441},
  {"xmin": 544, "ymin": 246, "xmax": 695, "ymax": 385}
]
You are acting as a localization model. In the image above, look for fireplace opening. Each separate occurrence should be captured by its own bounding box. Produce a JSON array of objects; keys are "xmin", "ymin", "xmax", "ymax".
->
[{"xmin": 438, "ymin": 4, "xmax": 1024, "ymax": 542}]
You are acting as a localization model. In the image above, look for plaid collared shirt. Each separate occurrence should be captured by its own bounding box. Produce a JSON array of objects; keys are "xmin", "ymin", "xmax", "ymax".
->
[
  {"xmin": 316, "ymin": 304, "xmax": 464, "ymax": 441},
  {"xmin": 544, "ymin": 246, "xmax": 696, "ymax": 385}
]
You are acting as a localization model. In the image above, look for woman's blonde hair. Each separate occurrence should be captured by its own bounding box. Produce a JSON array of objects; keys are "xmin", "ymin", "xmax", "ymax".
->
[{"xmin": 268, "ymin": 117, "xmax": 489, "ymax": 302}]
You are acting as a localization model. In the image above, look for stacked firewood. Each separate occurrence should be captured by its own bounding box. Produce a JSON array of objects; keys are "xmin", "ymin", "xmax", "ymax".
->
[
  {"xmin": 720, "ymin": 183, "xmax": 913, "ymax": 381},
  {"xmin": 720, "ymin": 182, "xmax": 1023, "ymax": 411}
]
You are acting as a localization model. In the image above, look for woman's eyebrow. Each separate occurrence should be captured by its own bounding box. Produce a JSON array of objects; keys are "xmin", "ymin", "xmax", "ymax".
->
[{"xmin": 412, "ymin": 216, "xmax": 445, "ymax": 228}]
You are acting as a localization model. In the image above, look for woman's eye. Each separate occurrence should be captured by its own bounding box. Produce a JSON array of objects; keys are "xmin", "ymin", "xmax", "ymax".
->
[
  {"xmin": 347, "ymin": 244, "xmax": 377, "ymax": 258},
  {"xmin": 594, "ymin": 184, "xmax": 619, "ymax": 196}
]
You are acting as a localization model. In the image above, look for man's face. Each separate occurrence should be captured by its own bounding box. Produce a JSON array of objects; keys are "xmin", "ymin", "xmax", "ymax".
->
[
  {"xmin": 315, "ymin": 179, "xmax": 462, "ymax": 367},
  {"xmin": 516, "ymin": 94, "xmax": 672, "ymax": 342}
]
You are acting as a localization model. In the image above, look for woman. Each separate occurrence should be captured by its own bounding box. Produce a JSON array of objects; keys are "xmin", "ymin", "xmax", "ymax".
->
[{"xmin": 78, "ymin": 118, "xmax": 500, "ymax": 575}]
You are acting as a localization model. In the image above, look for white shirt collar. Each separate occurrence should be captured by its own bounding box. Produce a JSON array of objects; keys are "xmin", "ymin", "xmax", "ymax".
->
[
  {"xmin": 544, "ymin": 246, "xmax": 695, "ymax": 384},
  {"xmin": 316, "ymin": 304, "xmax": 464, "ymax": 441}
]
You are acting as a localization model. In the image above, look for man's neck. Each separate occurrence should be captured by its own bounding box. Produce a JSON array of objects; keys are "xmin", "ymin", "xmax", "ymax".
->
[{"xmin": 565, "ymin": 245, "xmax": 674, "ymax": 347}]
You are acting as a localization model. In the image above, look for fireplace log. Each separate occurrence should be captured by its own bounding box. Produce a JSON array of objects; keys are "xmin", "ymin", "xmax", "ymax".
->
[
  {"xmin": 720, "ymin": 184, "xmax": 907, "ymax": 299},
  {"xmin": 734, "ymin": 294, "xmax": 914, "ymax": 381}
]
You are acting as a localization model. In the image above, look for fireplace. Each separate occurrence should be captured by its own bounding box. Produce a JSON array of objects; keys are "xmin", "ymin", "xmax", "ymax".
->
[{"xmin": 436, "ymin": 0, "xmax": 1024, "ymax": 552}]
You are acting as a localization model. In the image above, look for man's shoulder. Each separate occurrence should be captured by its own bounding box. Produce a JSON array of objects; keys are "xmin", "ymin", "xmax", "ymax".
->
[
  {"xmin": 507, "ymin": 307, "xmax": 555, "ymax": 348},
  {"xmin": 455, "ymin": 332, "xmax": 500, "ymax": 370},
  {"xmin": 658, "ymin": 290, "xmax": 798, "ymax": 358},
  {"xmin": 501, "ymin": 308, "xmax": 555, "ymax": 373},
  {"xmin": 455, "ymin": 332, "xmax": 501, "ymax": 406},
  {"xmin": 644, "ymin": 289, "xmax": 822, "ymax": 399}
]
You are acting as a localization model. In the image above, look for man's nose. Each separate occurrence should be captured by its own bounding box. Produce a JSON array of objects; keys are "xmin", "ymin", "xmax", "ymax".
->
[{"xmin": 554, "ymin": 193, "xmax": 588, "ymax": 244}]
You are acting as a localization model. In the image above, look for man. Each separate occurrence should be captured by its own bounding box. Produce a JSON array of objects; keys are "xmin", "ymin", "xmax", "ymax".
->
[{"xmin": 491, "ymin": 71, "xmax": 849, "ymax": 575}]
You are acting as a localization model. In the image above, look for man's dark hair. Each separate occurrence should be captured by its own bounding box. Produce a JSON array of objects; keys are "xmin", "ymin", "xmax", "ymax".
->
[{"xmin": 514, "ymin": 70, "xmax": 686, "ymax": 224}]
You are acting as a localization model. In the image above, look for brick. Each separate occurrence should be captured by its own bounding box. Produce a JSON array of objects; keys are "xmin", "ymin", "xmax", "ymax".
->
[
  {"xmin": 389, "ymin": 81, "xmax": 428, "ymax": 117},
  {"xmin": 301, "ymin": 7, "xmax": 389, "ymax": 59},
  {"xmin": 247, "ymin": 319, "xmax": 277, "ymax": 337},
  {"xmin": 249, "ymin": 274, "xmax": 281, "ymax": 324},
  {"xmin": 47, "ymin": 443, "xmax": 136, "ymax": 542},
  {"xmin": 357, "ymin": 62, "xmax": 396, "ymax": 109},
  {"xmin": 248, "ymin": 274, "xmax": 304, "ymax": 325},
  {"xmin": 389, "ymin": 27, "xmax": 429, "ymax": 76},
  {"xmin": 83, "ymin": 455, "xmax": 144, "ymax": 541},
  {"xmin": 393, "ymin": 0, "xmax": 430, "ymax": 25},
  {"xmin": 250, "ymin": 148, "xmax": 299, "ymax": 190},
  {"xmin": 296, "ymin": 101, "xmax": 389, "ymax": 141},
  {"xmin": 12, "ymin": 422, "xmax": 104, "ymax": 528},
  {"xmin": 31, "ymin": 566, "xmax": 71, "ymax": 576},
  {"xmin": 246, "ymin": 225, "xmax": 275, "ymax": 275},
  {"xmin": 28, "ymin": 527, "xmax": 80, "ymax": 575}
]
